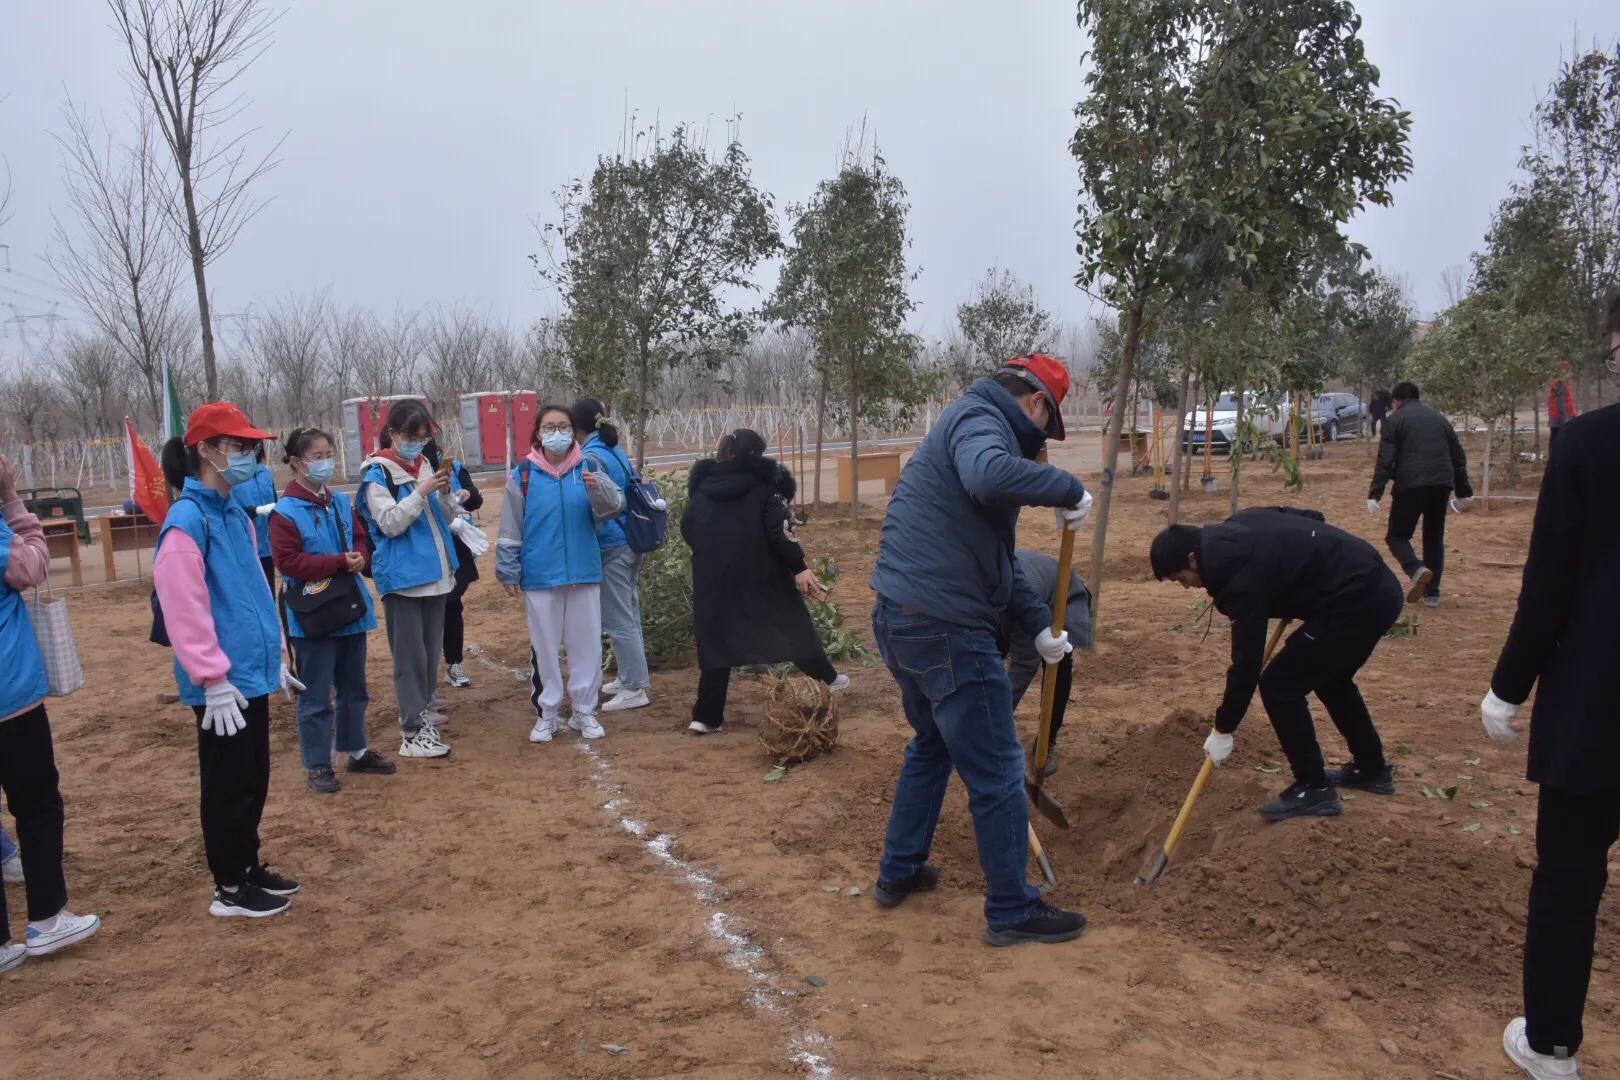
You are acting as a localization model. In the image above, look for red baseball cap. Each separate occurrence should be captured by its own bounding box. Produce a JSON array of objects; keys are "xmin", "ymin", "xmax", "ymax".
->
[
  {"xmin": 184, "ymin": 402, "xmax": 274, "ymax": 446},
  {"xmin": 1001, "ymin": 354, "xmax": 1070, "ymax": 440}
]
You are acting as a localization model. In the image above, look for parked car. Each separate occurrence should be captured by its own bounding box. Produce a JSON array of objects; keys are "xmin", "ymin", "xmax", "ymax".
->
[
  {"xmin": 1183, "ymin": 391, "xmax": 1292, "ymax": 455},
  {"xmin": 1310, "ymin": 392, "xmax": 1366, "ymax": 441}
]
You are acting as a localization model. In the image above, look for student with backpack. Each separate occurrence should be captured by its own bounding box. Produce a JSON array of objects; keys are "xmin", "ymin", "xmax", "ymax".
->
[
  {"xmin": 270, "ymin": 427, "xmax": 396, "ymax": 794},
  {"xmin": 571, "ymin": 397, "xmax": 654, "ymax": 713},
  {"xmin": 230, "ymin": 442, "xmax": 280, "ymax": 592},
  {"xmin": 152, "ymin": 403, "xmax": 304, "ymax": 918},
  {"xmin": 357, "ymin": 401, "xmax": 481, "ymax": 761},
  {"xmin": 496, "ymin": 405, "xmax": 623, "ymax": 744}
]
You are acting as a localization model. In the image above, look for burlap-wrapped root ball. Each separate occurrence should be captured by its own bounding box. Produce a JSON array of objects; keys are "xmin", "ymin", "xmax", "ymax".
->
[{"xmin": 758, "ymin": 675, "xmax": 840, "ymax": 765}]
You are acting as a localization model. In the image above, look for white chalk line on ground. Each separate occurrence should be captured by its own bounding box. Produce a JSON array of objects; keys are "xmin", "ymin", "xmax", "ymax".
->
[{"xmin": 466, "ymin": 643, "xmax": 837, "ymax": 1078}]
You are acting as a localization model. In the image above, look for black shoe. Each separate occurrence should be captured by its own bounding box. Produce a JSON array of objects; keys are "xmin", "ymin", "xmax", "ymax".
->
[
  {"xmin": 1405, "ymin": 567, "xmax": 1434, "ymax": 603},
  {"xmin": 209, "ymin": 883, "xmax": 290, "ymax": 919},
  {"xmin": 346, "ymin": 750, "xmax": 398, "ymax": 775},
  {"xmin": 982, "ymin": 901, "xmax": 1088, "ymax": 947},
  {"xmin": 873, "ymin": 863, "xmax": 941, "ymax": 909},
  {"xmin": 1323, "ymin": 762, "xmax": 1395, "ymax": 795},
  {"xmin": 1257, "ymin": 783, "xmax": 1343, "ymax": 821},
  {"xmin": 245, "ymin": 862, "xmax": 300, "ymax": 897},
  {"xmin": 307, "ymin": 765, "xmax": 341, "ymax": 794}
]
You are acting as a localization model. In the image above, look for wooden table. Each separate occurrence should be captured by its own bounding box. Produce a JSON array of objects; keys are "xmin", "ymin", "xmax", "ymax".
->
[
  {"xmin": 41, "ymin": 519, "xmax": 84, "ymax": 587},
  {"xmin": 836, "ymin": 451, "xmax": 906, "ymax": 502},
  {"xmin": 98, "ymin": 512, "xmax": 162, "ymax": 583}
]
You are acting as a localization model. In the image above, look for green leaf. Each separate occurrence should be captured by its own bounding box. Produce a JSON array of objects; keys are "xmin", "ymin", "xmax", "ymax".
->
[
  {"xmin": 1508, "ymin": 825, "xmax": 1522, "ymax": 836},
  {"xmin": 1420, "ymin": 785, "xmax": 1435, "ymax": 798},
  {"xmin": 764, "ymin": 765, "xmax": 788, "ymax": 783},
  {"xmin": 1469, "ymin": 801, "xmax": 1490, "ymax": 810},
  {"xmin": 1441, "ymin": 786, "xmax": 1459, "ymax": 800},
  {"xmin": 805, "ymin": 975, "xmax": 826, "ymax": 988},
  {"xmin": 1394, "ymin": 745, "xmax": 1413, "ymax": 756},
  {"xmin": 1463, "ymin": 823, "xmax": 1483, "ymax": 833},
  {"xmin": 1464, "ymin": 757, "xmax": 1481, "ymax": 766}
]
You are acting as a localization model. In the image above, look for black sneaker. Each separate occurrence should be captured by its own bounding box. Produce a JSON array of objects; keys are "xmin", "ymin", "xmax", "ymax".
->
[
  {"xmin": 307, "ymin": 765, "xmax": 341, "ymax": 794},
  {"xmin": 346, "ymin": 750, "xmax": 397, "ymax": 775},
  {"xmin": 209, "ymin": 883, "xmax": 290, "ymax": 919},
  {"xmin": 1323, "ymin": 762, "xmax": 1395, "ymax": 795},
  {"xmin": 1405, "ymin": 567, "xmax": 1434, "ymax": 603},
  {"xmin": 873, "ymin": 863, "xmax": 941, "ymax": 909},
  {"xmin": 245, "ymin": 863, "xmax": 300, "ymax": 897},
  {"xmin": 982, "ymin": 901, "xmax": 1088, "ymax": 947},
  {"xmin": 1257, "ymin": 783, "xmax": 1343, "ymax": 821}
]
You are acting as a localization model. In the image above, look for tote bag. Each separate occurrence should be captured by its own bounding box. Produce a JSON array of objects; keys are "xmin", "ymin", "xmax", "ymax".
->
[{"xmin": 28, "ymin": 575, "xmax": 86, "ymax": 697}]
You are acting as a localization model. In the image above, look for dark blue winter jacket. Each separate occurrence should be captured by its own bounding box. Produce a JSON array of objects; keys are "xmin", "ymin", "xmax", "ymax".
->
[{"xmin": 870, "ymin": 378, "xmax": 1086, "ymax": 637}]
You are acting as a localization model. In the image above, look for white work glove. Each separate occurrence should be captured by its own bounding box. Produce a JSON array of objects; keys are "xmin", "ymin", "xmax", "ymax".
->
[
  {"xmin": 1055, "ymin": 490, "xmax": 1094, "ymax": 532},
  {"xmin": 1204, "ymin": 730, "xmax": 1234, "ymax": 765},
  {"xmin": 1480, "ymin": 690, "xmax": 1522, "ymax": 743},
  {"xmin": 1034, "ymin": 627, "xmax": 1073, "ymax": 664},
  {"xmin": 454, "ymin": 488, "xmax": 471, "ymax": 504},
  {"xmin": 255, "ymin": 503, "xmax": 275, "ymax": 517},
  {"xmin": 280, "ymin": 664, "xmax": 306, "ymax": 703},
  {"xmin": 1366, "ymin": 499, "xmax": 1380, "ymax": 514},
  {"xmin": 450, "ymin": 516, "xmax": 490, "ymax": 557},
  {"xmin": 201, "ymin": 680, "xmax": 248, "ymax": 736}
]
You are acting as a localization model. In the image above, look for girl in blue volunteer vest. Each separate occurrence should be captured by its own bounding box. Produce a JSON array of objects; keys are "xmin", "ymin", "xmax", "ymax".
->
[
  {"xmin": 269, "ymin": 428, "xmax": 395, "ymax": 795},
  {"xmin": 152, "ymin": 403, "xmax": 304, "ymax": 920},
  {"xmin": 229, "ymin": 442, "xmax": 279, "ymax": 592},
  {"xmin": 0, "ymin": 451, "xmax": 100, "ymax": 974},
  {"xmin": 497, "ymin": 405, "xmax": 622, "ymax": 743},
  {"xmin": 357, "ymin": 400, "xmax": 482, "ymax": 761},
  {"xmin": 571, "ymin": 398, "xmax": 652, "ymax": 714}
]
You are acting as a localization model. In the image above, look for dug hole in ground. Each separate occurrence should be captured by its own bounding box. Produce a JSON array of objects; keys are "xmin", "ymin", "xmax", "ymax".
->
[{"xmin": 0, "ymin": 438, "xmax": 1609, "ymax": 1079}]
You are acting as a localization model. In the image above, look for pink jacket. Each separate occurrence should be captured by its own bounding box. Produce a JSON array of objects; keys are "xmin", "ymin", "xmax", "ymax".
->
[
  {"xmin": 152, "ymin": 517, "xmax": 280, "ymax": 688},
  {"xmin": 3, "ymin": 499, "xmax": 49, "ymax": 593}
]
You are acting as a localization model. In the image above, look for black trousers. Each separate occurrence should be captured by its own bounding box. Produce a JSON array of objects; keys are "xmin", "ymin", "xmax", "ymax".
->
[
  {"xmin": 443, "ymin": 575, "xmax": 472, "ymax": 665},
  {"xmin": 692, "ymin": 653, "xmax": 838, "ymax": 729},
  {"xmin": 190, "ymin": 694, "xmax": 272, "ymax": 888},
  {"xmin": 1257, "ymin": 575, "xmax": 1402, "ymax": 789},
  {"xmin": 1385, "ymin": 485, "xmax": 1450, "ymax": 597},
  {"xmin": 1524, "ymin": 784, "xmax": 1620, "ymax": 1057},
  {"xmin": 0, "ymin": 705, "xmax": 70, "ymax": 937},
  {"xmin": 259, "ymin": 556, "xmax": 276, "ymax": 594}
]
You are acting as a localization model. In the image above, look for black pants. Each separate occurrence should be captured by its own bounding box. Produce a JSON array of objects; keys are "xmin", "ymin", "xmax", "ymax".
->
[
  {"xmin": 1549, "ymin": 425, "xmax": 1563, "ymax": 455},
  {"xmin": 0, "ymin": 705, "xmax": 69, "ymax": 938},
  {"xmin": 692, "ymin": 653, "xmax": 838, "ymax": 729},
  {"xmin": 1257, "ymin": 575, "xmax": 1402, "ymax": 789},
  {"xmin": 443, "ymin": 575, "xmax": 472, "ymax": 665},
  {"xmin": 1385, "ymin": 485, "xmax": 1450, "ymax": 597},
  {"xmin": 1524, "ymin": 784, "xmax": 1620, "ymax": 1057},
  {"xmin": 1008, "ymin": 652, "xmax": 1073, "ymax": 743},
  {"xmin": 190, "ymin": 694, "xmax": 272, "ymax": 888},
  {"xmin": 259, "ymin": 556, "xmax": 276, "ymax": 594}
]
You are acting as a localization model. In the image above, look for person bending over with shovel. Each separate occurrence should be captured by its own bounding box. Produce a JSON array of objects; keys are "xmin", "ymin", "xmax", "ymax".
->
[
  {"xmin": 1149, "ymin": 506, "xmax": 1403, "ymax": 821},
  {"xmin": 869, "ymin": 354, "xmax": 1092, "ymax": 947},
  {"xmin": 1003, "ymin": 548, "xmax": 1092, "ymax": 779}
]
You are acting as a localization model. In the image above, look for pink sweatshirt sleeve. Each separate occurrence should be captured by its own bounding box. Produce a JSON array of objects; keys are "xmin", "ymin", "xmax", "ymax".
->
[
  {"xmin": 3, "ymin": 499, "xmax": 50, "ymax": 591},
  {"xmin": 152, "ymin": 530, "xmax": 231, "ymax": 687}
]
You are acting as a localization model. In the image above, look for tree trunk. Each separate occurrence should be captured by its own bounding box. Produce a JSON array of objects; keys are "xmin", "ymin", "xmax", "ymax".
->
[
  {"xmin": 1533, "ymin": 398, "xmax": 1541, "ymax": 455},
  {"xmin": 1229, "ymin": 377, "xmax": 1246, "ymax": 517},
  {"xmin": 1086, "ymin": 302, "xmax": 1142, "ymax": 620},
  {"xmin": 813, "ymin": 370, "xmax": 827, "ymax": 505},
  {"xmin": 1482, "ymin": 417, "xmax": 1495, "ymax": 511},
  {"xmin": 1168, "ymin": 363, "xmax": 1192, "ymax": 524},
  {"xmin": 180, "ymin": 172, "xmax": 218, "ymax": 402},
  {"xmin": 634, "ymin": 341, "xmax": 651, "ymax": 470},
  {"xmin": 849, "ymin": 370, "xmax": 861, "ymax": 526}
]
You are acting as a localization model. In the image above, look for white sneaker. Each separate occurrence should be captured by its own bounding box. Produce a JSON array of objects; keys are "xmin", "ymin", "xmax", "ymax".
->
[
  {"xmin": 602, "ymin": 689, "xmax": 650, "ymax": 712},
  {"xmin": 601, "ymin": 678, "xmax": 624, "ymax": 696},
  {"xmin": 1, "ymin": 853, "xmax": 23, "ymax": 885},
  {"xmin": 688, "ymin": 720, "xmax": 723, "ymax": 735},
  {"xmin": 1504, "ymin": 1018, "xmax": 1581, "ymax": 1078},
  {"xmin": 24, "ymin": 909, "xmax": 101, "ymax": 957},
  {"xmin": 529, "ymin": 717, "xmax": 558, "ymax": 743},
  {"xmin": 446, "ymin": 663, "xmax": 471, "ymax": 688},
  {"xmin": 569, "ymin": 714, "xmax": 606, "ymax": 740},
  {"xmin": 0, "ymin": 942, "xmax": 25, "ymax": 974},
  {"xmin": 400, "ymin": 728, "xmax": 451, "ymax": 759},
  {"xmin": 829, "ymin": 674, "xmax": 851, "ymax": 692}
]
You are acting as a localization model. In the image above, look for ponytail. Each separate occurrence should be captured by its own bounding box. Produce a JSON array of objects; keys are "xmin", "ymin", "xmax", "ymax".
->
[
  {"xmin": 569, "ymin": 397, "xmax": 619, "ymax": 448},
  {"xmin": 160, "ymin": 436, "xmax": 201, "ymax": 493}
]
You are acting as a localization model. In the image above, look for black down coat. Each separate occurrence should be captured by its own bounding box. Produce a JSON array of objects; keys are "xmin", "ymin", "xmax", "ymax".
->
[{"xmin": 681, "ymin": 456, "xmax": 821, "ymax": 670}]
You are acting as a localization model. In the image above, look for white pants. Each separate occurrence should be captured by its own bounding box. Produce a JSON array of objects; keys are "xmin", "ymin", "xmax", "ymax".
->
[{"xmin": 524, "ymin": 585, "xmax": 603, "ymax": 722}]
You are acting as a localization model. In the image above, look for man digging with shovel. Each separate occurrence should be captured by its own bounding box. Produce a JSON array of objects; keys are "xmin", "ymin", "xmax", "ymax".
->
[
  {"xmin": 869, "ymin": 354, "xmax": 1092, "ymax": 947},
  {"xmin": 1150, "ymin": 506, "xmax": 1404, "ymax": 820}
]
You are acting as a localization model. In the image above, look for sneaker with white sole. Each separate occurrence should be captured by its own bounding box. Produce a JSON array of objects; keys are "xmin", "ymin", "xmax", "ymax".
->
[
  {"xmin": 569, "ymin": 714, "xmax": 606, "ymax": 740},
  {"xmin": 24, "ymin": 909, "xmax": 101, "ymax": 956},
  {"xmin": 1405, "ymin": 566, "xmax": 1434, "ymax": 603},
  {"xmin": 529, "ymin": 717, "xmax": 558, "ymax": 743},
  {"xmin": 0, "ymin": 942, "xmax": 25, "ymax": 974},
  {"xmin": 400, "ymin": 728, "xmax": 451, "ymax": 759},
  {"xmin": 446, "ymin": 663, "xmax": 471, "ymax": 688},
  {"xmin": 829, "ymin": 674, "xmax": 851, "ymax": 692},
  {"xmin": 688, "ymin": 720, "xmax": 723, "ymax": 735},
  {"xmin": 603, "ymin": 689, "xmax": 650, "ymax": 712},
  {"xmin": 601, "ymin": 678, "xmax": 624, "ymax": 697},
  {"xmin": 1504, "ymin": 1017, "xmax": 1580, "ymax": 1078},
  {"xmin": 1, "ymin": 853, "xmax": 23, "ymax": 885},
  {"xmin": 209, "ymin": 883, "xmax": 290, "ymax": 919}
]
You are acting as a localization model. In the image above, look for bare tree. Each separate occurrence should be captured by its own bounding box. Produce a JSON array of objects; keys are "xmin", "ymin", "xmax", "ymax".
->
[
  {"xmin": 421, "ymin": 304, "xmax": 492, "ymax": 410},
  {"xmin": 54, "ymin": 332, "xmax": 126, "ymax": 436},
  {"xmin": 107, "ymin": 0, "xmax": 282, "ymax": 401},
  {"xmin": 325, "ymin": 303, "xmax": 373, "ymax": 404},
  {"xmin": 353, "ymin": 305, "xmax": 422, "ymax": 400},
  {"xmin": 252, "ymin": 289, "xmax": 327, "ymax": 425}
]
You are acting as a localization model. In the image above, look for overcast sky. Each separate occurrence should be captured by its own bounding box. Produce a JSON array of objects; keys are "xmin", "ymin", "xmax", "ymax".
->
[{"xmin": 1, "ymin": 1, "xmax": 1616, "ymax": 368}]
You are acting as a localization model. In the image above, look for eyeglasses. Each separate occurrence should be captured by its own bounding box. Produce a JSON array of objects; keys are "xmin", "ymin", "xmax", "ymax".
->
[
  {"xmin": 538, "ymin": 423, "xmax": 573, "ymax": 435},
  {"xmin": 214, "ymin": 438, "xmax": 256, "ymax": 455}
]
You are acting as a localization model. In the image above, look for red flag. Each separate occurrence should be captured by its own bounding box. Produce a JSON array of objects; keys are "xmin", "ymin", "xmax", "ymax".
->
[{"xmin": 125, "ymin": 420, "xmax": 170, "ymax": 524}]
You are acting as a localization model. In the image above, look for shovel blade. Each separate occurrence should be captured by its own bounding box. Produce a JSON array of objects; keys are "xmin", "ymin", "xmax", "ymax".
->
[
  {"xmin": 1134, "ymin": 849, "xmax": 1170, "ymax": 887},
  {"xmin": 1025, "ymin": 776, "xmax": 1071, "ymax": 830}
]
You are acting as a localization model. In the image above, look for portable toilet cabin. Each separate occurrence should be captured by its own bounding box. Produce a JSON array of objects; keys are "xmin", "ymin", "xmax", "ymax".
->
[
  {"xmin": 457, "ymin": 390, "xmax": 538, "ymax": 472},
  {"xmin": 342, "ymin": 394, "xmax": 429, "ymax": 477}
]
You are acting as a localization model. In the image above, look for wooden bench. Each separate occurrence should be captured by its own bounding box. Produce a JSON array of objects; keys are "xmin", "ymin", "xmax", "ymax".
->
[
  {"xmin": 98, "ymin": 512, "xmax": 162, "ymax": 582},
  {"xmin": 836, "ymin": 451, "xmax": 905, "ymax": 502},
  {"xmin": 42, "ymin": 519, "xmax": 84, "ymax": 588}
]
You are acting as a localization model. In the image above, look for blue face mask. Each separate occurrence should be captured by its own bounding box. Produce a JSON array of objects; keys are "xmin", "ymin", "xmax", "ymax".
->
[
  {"xmin": 219, "ymin": 451, "xmax": 259, "ymax": 487},
  {"xmin": 304, "ymin": 459, "xmax": 335, "ymax": 486},
  {"xmin": 396, "ymin": 439, "xmax": 426, "ymax": 461},
  {"xmin": 541, "ymin": 431, "xmax": 574, "ymax": 455}
]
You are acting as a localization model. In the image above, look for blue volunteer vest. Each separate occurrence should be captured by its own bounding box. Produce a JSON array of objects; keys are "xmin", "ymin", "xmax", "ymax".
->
[
  {"xmin": 157, "ymin": 478, "xmax": 282, "ymax": 706},
  {"xmin": 0, "ymin": 516, "xmax": 51, "ymax": 719},
  {"xmin": 518, "ymin": 460, "xmax": 604, "ymax": 590},
  {"xmin": 581, "ymin": 435, "xmax": 633, "ymax": 551},
  {"xmin": 272, "ymin": 489, "xmax": 377, "ymax": 639},
  {"xmin": 228, "ymin": 464, "xmax": 278, "ymax": 558},
  {"xmin": 356, "ymin": 461, "xmax": 460, "ymax": 595}
]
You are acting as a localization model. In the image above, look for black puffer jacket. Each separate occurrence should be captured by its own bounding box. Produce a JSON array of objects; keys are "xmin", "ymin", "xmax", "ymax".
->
[
  {"xmin": 681, "ymin": 456, "xmax": 822, "ymax": 670},
  {"xmin": 1369, "ymin": 400, "xmax": 1473, "ymax": 499}
]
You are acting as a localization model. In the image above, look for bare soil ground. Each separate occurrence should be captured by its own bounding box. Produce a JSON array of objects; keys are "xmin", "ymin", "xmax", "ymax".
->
[{"xmin": 2, "ymin": 437, "xmax": 1613, "ymax": 1079}]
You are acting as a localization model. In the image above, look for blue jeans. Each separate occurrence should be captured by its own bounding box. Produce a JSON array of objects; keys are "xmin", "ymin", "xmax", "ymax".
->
[
  {"xmin": 291, "ymin": 634, "xmax": 371, "ymax": 770},
  {"xmin": 600, "ymin": 546, "xmax": 650, "ymax": 690},
  {"xmin": 874, "ymin": 598, "xmax": 1041, "ymax": 928}
]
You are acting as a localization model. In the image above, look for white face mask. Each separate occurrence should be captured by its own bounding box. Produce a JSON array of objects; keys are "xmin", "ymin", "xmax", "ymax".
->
[{"xmin": 540, "ymin": 431, "xmax": 574, "ymax": 455}]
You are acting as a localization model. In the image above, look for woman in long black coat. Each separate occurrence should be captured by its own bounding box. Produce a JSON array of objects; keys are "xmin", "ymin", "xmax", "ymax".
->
[{"xmin": 681, "ymin": 429, "xmax": 846, "ymax": 734}]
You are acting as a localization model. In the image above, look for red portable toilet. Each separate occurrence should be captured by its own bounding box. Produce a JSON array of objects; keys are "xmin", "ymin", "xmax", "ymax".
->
[
  {"xmin": 508, "ymin": 391, "xmax": 538, "ymax": 464},
  {"xmin": 341, "ymin": 394, "xmax": 429, "ymax": 477},
  {"xmin": 457, "ymin": 392, "xmax": 507, "ymax": 470}
]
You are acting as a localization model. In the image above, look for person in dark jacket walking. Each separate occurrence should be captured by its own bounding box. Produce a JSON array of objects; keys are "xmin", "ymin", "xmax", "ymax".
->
[
  {"xmin": 1483, "ymin": 293, "xmax": 1620, "ymax": 1080},
  {"xmin": 1368, "ymin": 388, "xmax": 1393, "ymax": 437},
  {"xmin": 1368, "ymin": 381, "xmax": 1473, "ymax": 607},
  {"xmin": 423, "ymin": 440, "xmax": 482, "ymax": 691},
  {"xmin": 1150, "ymin": 506, "xmax": 1404, "ymax": 821},
  {"xmin": 869, "ymin": 355, "xmax": 1092, "ymax": 948},
  {"xmin": 1003, "ymin": 548, "xmax": 1092, "ymax": 778},
  {"xmin": 681, "ymin": 430, "xmax": 845, "ymax": 734}
]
